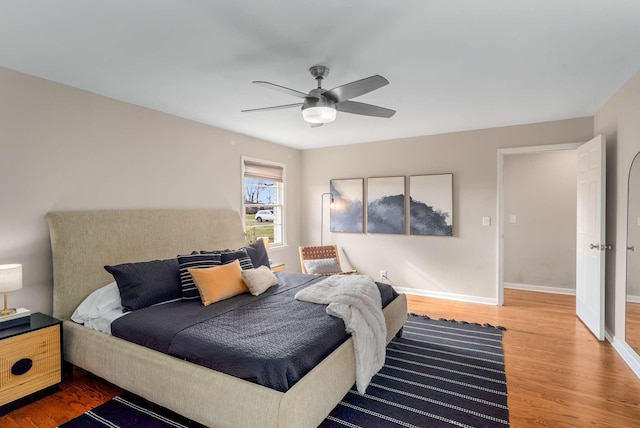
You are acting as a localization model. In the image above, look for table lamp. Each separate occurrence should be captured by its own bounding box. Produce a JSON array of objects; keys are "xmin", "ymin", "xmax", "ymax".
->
[{"xmin": 0, "ymin": 264, "xmax": 22, "ymax": 316}]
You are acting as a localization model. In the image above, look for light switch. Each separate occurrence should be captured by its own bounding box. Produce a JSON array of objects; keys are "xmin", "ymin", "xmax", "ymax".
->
[
  {"xmin": 510, "ymin": 215, "xmax": 517, "ymax": 224},
  {"xmin": 482, "ymin": 216, "xmax": 491, "ymax": 226}
]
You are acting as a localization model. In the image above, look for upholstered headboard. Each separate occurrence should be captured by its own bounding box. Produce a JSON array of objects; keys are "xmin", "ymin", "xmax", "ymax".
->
[{"xmin": 46, "ymin": 209, "xmax": 246, "ymax": 320}]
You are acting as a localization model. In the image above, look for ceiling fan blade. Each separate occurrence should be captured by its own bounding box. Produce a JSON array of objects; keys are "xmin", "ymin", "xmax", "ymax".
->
[
  {"xmin": 336, "ymin": 100, "xmax": 396, "ymax": 118},
  {"xmin": 323, "ymin": 75, "xmax": 389, "ymax": 103},
  {"xmin": 253, "ymin": 81, "xmax": 318, "ymax": 100},
  {"xmin": 310, "ymin": 122, "xmax": 323, "ymax": 128},
  {"xmin": 241, "ymin": 103, "xmax": 303, "ymax": 113}
]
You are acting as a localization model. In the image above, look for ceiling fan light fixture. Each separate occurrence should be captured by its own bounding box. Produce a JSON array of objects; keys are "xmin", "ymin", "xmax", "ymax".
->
[{"xmin": 302, "ymin": 106, "xmax": 337, "ymax": 124}]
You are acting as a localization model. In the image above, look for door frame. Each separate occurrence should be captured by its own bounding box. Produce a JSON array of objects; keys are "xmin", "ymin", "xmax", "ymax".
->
[{"xmin": 496, "ymin": 142, "xmax": 582, "ymax": 305}]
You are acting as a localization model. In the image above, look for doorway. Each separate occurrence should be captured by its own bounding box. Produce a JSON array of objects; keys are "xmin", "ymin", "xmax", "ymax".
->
[{"xmin": 497, "ymin": 143, "xmax": 581, "ymax": 305}]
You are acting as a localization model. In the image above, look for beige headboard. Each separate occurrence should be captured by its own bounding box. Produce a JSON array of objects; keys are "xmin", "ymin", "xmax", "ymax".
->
[{"xmin": 46, "ymin": 209, "xmax": 246, "ymax": 320}]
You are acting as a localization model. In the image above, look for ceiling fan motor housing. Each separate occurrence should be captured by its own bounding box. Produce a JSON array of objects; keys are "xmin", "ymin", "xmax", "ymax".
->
[{"xmin": 309, "ymin": 65, "xmax": 330, "ymax": 81}]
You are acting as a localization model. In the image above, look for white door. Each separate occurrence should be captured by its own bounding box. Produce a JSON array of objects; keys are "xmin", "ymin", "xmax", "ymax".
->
[{"xmin": 576, "ymin": 134, "xmax": 606, "ymax": 340}]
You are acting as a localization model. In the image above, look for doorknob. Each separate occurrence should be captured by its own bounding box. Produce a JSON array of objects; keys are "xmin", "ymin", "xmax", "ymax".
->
[
  {"xmin": 600, "ymin": 244, "xmax": 612, "ymax": 250},
  {"xmin": 628, "ymin": 245, "xmax": 636, "ymax": 252},
  {"xmin": 590, "ymin": 244, "xmax": 599, "ymax": 249}
]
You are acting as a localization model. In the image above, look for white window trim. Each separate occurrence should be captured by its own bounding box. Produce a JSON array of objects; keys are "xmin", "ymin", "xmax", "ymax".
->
[{"xmin": 241, "ymin": 156, "xmax": 286, "ymax": 247}]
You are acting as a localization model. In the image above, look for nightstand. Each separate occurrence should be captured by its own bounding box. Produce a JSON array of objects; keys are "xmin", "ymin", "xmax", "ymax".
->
[
  {"xmin": 271, "ymin": 263, "xmax": 285, "ymax": 272},
  {"xmin": 0, "ymin": 313, "xmax": 62, "ymax": 413}
]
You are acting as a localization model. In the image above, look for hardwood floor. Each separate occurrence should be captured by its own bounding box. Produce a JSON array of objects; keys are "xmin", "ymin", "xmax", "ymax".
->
[
  {"xmin": 1, "ymin": 289, "xmax": 639, "ymax": 427},
  {"xmin": 408, "ymin": 289, "xmax": 640, "ymax": 427},
  {"xmin": 627, "ymin": 301, "xmax": 640, "ymax": 353},
  {"xmin": 0, "ymin": 366, "xmax": 121, "ymax": 428}
]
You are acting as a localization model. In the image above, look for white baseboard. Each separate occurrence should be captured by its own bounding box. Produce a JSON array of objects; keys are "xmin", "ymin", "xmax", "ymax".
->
[
  {"xmin": 504, "ymin": 282, "xmax": 575, "ymax": 295},
  {"xmin": 608, "ymin": 331, "xmax": 640, "ymax": 379},
  {"xmin": 395, "ymin": 287, "xmax": 498, "ymax": 305},
  {"xmin": 627, "ymin": 294, "xmax": 640, "ymax": 303}
]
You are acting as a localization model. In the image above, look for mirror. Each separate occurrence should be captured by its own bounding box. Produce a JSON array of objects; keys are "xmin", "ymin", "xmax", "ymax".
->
[{"xmin": 627, "ymin": 152, "xmax": 640, "ymax": 354}]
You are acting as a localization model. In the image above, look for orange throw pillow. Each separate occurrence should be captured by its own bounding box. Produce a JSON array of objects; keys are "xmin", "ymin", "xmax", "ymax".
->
[{"xmin": 187, "ymin": 260, "xmax": 248, "ymax": 305}]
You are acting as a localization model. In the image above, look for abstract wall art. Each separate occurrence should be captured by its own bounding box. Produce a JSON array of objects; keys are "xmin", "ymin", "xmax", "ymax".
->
[
  {"xmin": 367, "ymin": 176, "xmax": 405, "ymax": 234},
  {"xmin": 409, "ymin": 174, "xmax": 453, "ymax": 236},
  {"xmin": 330, "ymin": 178, "xmax": 364, "ymax": 233}
]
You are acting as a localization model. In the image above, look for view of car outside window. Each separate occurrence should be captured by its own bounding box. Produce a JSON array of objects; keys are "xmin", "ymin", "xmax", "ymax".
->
[{"xmin": 244, "ymin": 177, "xmax": 282, "ymax": 245}]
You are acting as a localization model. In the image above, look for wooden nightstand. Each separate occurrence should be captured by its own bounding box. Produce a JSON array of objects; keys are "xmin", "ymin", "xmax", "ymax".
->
[
  {"xmin": 0, "ymin": 313, "xmax": 62, "ymax": 413},
  {"xmin": 271, "ymin": 263, "xmax": 285, "ymax": 272}
]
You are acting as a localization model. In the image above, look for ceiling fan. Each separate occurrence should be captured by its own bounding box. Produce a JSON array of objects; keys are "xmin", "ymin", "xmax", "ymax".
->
[{"xmin": 241, "ymin": 65, "xmax": 396, "ymax": 127}]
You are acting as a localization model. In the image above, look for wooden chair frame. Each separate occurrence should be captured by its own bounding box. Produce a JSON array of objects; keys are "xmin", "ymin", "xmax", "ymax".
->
[{"xmin": 298, "ymin": 245, "xmax": 356, "ymax": 275}]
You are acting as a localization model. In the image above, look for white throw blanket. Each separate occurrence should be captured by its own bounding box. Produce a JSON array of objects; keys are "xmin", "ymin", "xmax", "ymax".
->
[{"xmin": 294, "ymin": 274, "xmax": 387, "ymax": 394}]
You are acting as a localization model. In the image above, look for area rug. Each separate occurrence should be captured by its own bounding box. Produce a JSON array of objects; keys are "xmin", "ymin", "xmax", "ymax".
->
[{"xmin": 58, "ymin": 314, "xmax": 508, "ymax": 428}]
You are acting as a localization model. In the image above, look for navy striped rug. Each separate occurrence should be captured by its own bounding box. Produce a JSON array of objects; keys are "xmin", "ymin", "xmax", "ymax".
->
[
  {"xmin": 59, "ymin": 314, "xmax": 508, "ymax": 428},
  {"xmin": 321, "ymin": 314, "xmax": 508, "ymax": 427}
]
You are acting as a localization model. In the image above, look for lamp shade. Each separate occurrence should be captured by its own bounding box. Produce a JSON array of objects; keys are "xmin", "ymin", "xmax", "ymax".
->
[{"xmin": 0, "ymin": 264, "xmax": 22, "ymax": 292}]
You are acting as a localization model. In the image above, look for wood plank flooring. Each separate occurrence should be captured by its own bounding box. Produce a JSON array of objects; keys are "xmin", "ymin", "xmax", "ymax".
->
[
  {"xmin": 627, "ymin": 301, "xmax": 640, "ymax": 353},
  {"xmin": 407, "ymin": 289, "xmax": 640, "ymax": 427},
  {"xmin": 1, "ymin": 289, "xmax": 639, "ymax": 427},
  {"xmin": 0, "ymin": 366, "xmax": 120, "ymax": 428}
]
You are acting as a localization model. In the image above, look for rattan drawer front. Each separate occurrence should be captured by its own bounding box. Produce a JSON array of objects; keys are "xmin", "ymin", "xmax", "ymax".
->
[{"xmin": 0, "ymin": 325, "xmax": 61, "ymax": 405}]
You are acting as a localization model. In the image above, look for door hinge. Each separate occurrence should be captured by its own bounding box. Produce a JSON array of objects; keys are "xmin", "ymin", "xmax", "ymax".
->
[{"xmin": 590, "ymin": 243, "xmax": 612, "ymax": 250}]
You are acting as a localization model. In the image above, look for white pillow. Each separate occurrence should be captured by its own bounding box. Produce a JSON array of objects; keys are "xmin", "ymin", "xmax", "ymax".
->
[
  {"xmin": 303, "ymin": 257, "xmax": 341, "ymax": 274},
  {"xmin": 71, "ymin": 282, "xmax": 123, "ymax": 323},
  {"xmin": 82, "ymin": 308, "xmax": 127, "ymax": 334},
  {"xmin": 241, "ymin": 266, "xmax": 278, "ymax": 296}
]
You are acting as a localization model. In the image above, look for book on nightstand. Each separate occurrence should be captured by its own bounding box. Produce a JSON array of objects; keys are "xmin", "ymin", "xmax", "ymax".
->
[{"xmin": 0, "ymin": 308, "xmax": 31, "ymax": 330}]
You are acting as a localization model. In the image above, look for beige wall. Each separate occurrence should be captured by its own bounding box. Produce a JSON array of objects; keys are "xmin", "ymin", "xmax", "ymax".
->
[
  {"xmin": 595, "ymin": 69, "xmax": 640, "ymax": 340},
  {"xmin": 4, "ymin": 57, "xmax": 633, "ymax": 333},
  {"xmin": 301, "ymin": 118, "xmax": 593, "ymax": 303},
  {"xmin": 503, "ymin": 150, "xmax": 577, "ymax": 291},
  {"xmin": 0, "ymin": 67, "xmax": 302, "ymax": 315}
]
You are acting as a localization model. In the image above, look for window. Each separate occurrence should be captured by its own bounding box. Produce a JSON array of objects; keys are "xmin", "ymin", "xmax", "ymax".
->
[{"xmin": 242, "ymin": 157, "xmax": 285, "ymax": 246}]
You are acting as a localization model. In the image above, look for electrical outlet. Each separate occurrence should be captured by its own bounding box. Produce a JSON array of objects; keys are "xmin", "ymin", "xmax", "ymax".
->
[{"xmin": 380, "ymin": 270, "xmax": 387, "ymax": 280}]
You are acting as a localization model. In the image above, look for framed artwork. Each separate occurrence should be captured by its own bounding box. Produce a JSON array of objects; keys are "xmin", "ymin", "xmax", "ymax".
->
[
  {"xmin": 409, "ymin": 174, "xmax": 453, "ymax": 236},
  {"xmin": 330, "ymin": 178, "xmax": 364, "ymax": 233},
  {"xmin": 367, "ymin": 176, "xmax": 405, "ymax": 234}
]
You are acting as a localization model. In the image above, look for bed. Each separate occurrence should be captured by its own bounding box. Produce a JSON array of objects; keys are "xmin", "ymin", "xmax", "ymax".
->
[{"xmin": 46, "ymin": 208, "xmax": 407, "ymax": 428}]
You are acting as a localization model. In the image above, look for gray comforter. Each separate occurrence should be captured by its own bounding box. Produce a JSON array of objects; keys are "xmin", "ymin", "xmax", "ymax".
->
[{"xmin": 111, "ymin": 271, "xmax": 397, "ymax": 392}]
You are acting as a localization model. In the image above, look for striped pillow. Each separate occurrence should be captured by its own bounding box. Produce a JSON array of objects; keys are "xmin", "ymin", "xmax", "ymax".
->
[
  {"xmin": 200, "ymin": 249, "xmax": 255, "ymax": 271},
  {"xmin": 177, "ymin": 252, "xmax": 222, "ymax": 300}
]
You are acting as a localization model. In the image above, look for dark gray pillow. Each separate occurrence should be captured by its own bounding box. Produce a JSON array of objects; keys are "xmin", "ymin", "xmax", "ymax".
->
[
  {"xmin": 177, "ymin": 252, "xmax": 222, "ymax": 300},
  {"xmin": 104, "ymin": 258, "xmax": 182, "ymax": 312},
  {"xmin": 242, "ymin": 239, "xmax": 271, "ymax": 269}
]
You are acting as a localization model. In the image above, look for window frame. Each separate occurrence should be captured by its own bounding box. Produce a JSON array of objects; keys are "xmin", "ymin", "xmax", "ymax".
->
[{"xmin": 241, "ymin": 156, "xmax": 286, "ymax": 248}]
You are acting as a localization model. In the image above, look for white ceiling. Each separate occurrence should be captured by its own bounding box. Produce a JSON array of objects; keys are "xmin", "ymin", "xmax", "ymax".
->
[{"xmin": 1, "ymin": 1, "xmax": 639, "ymax": 150}]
